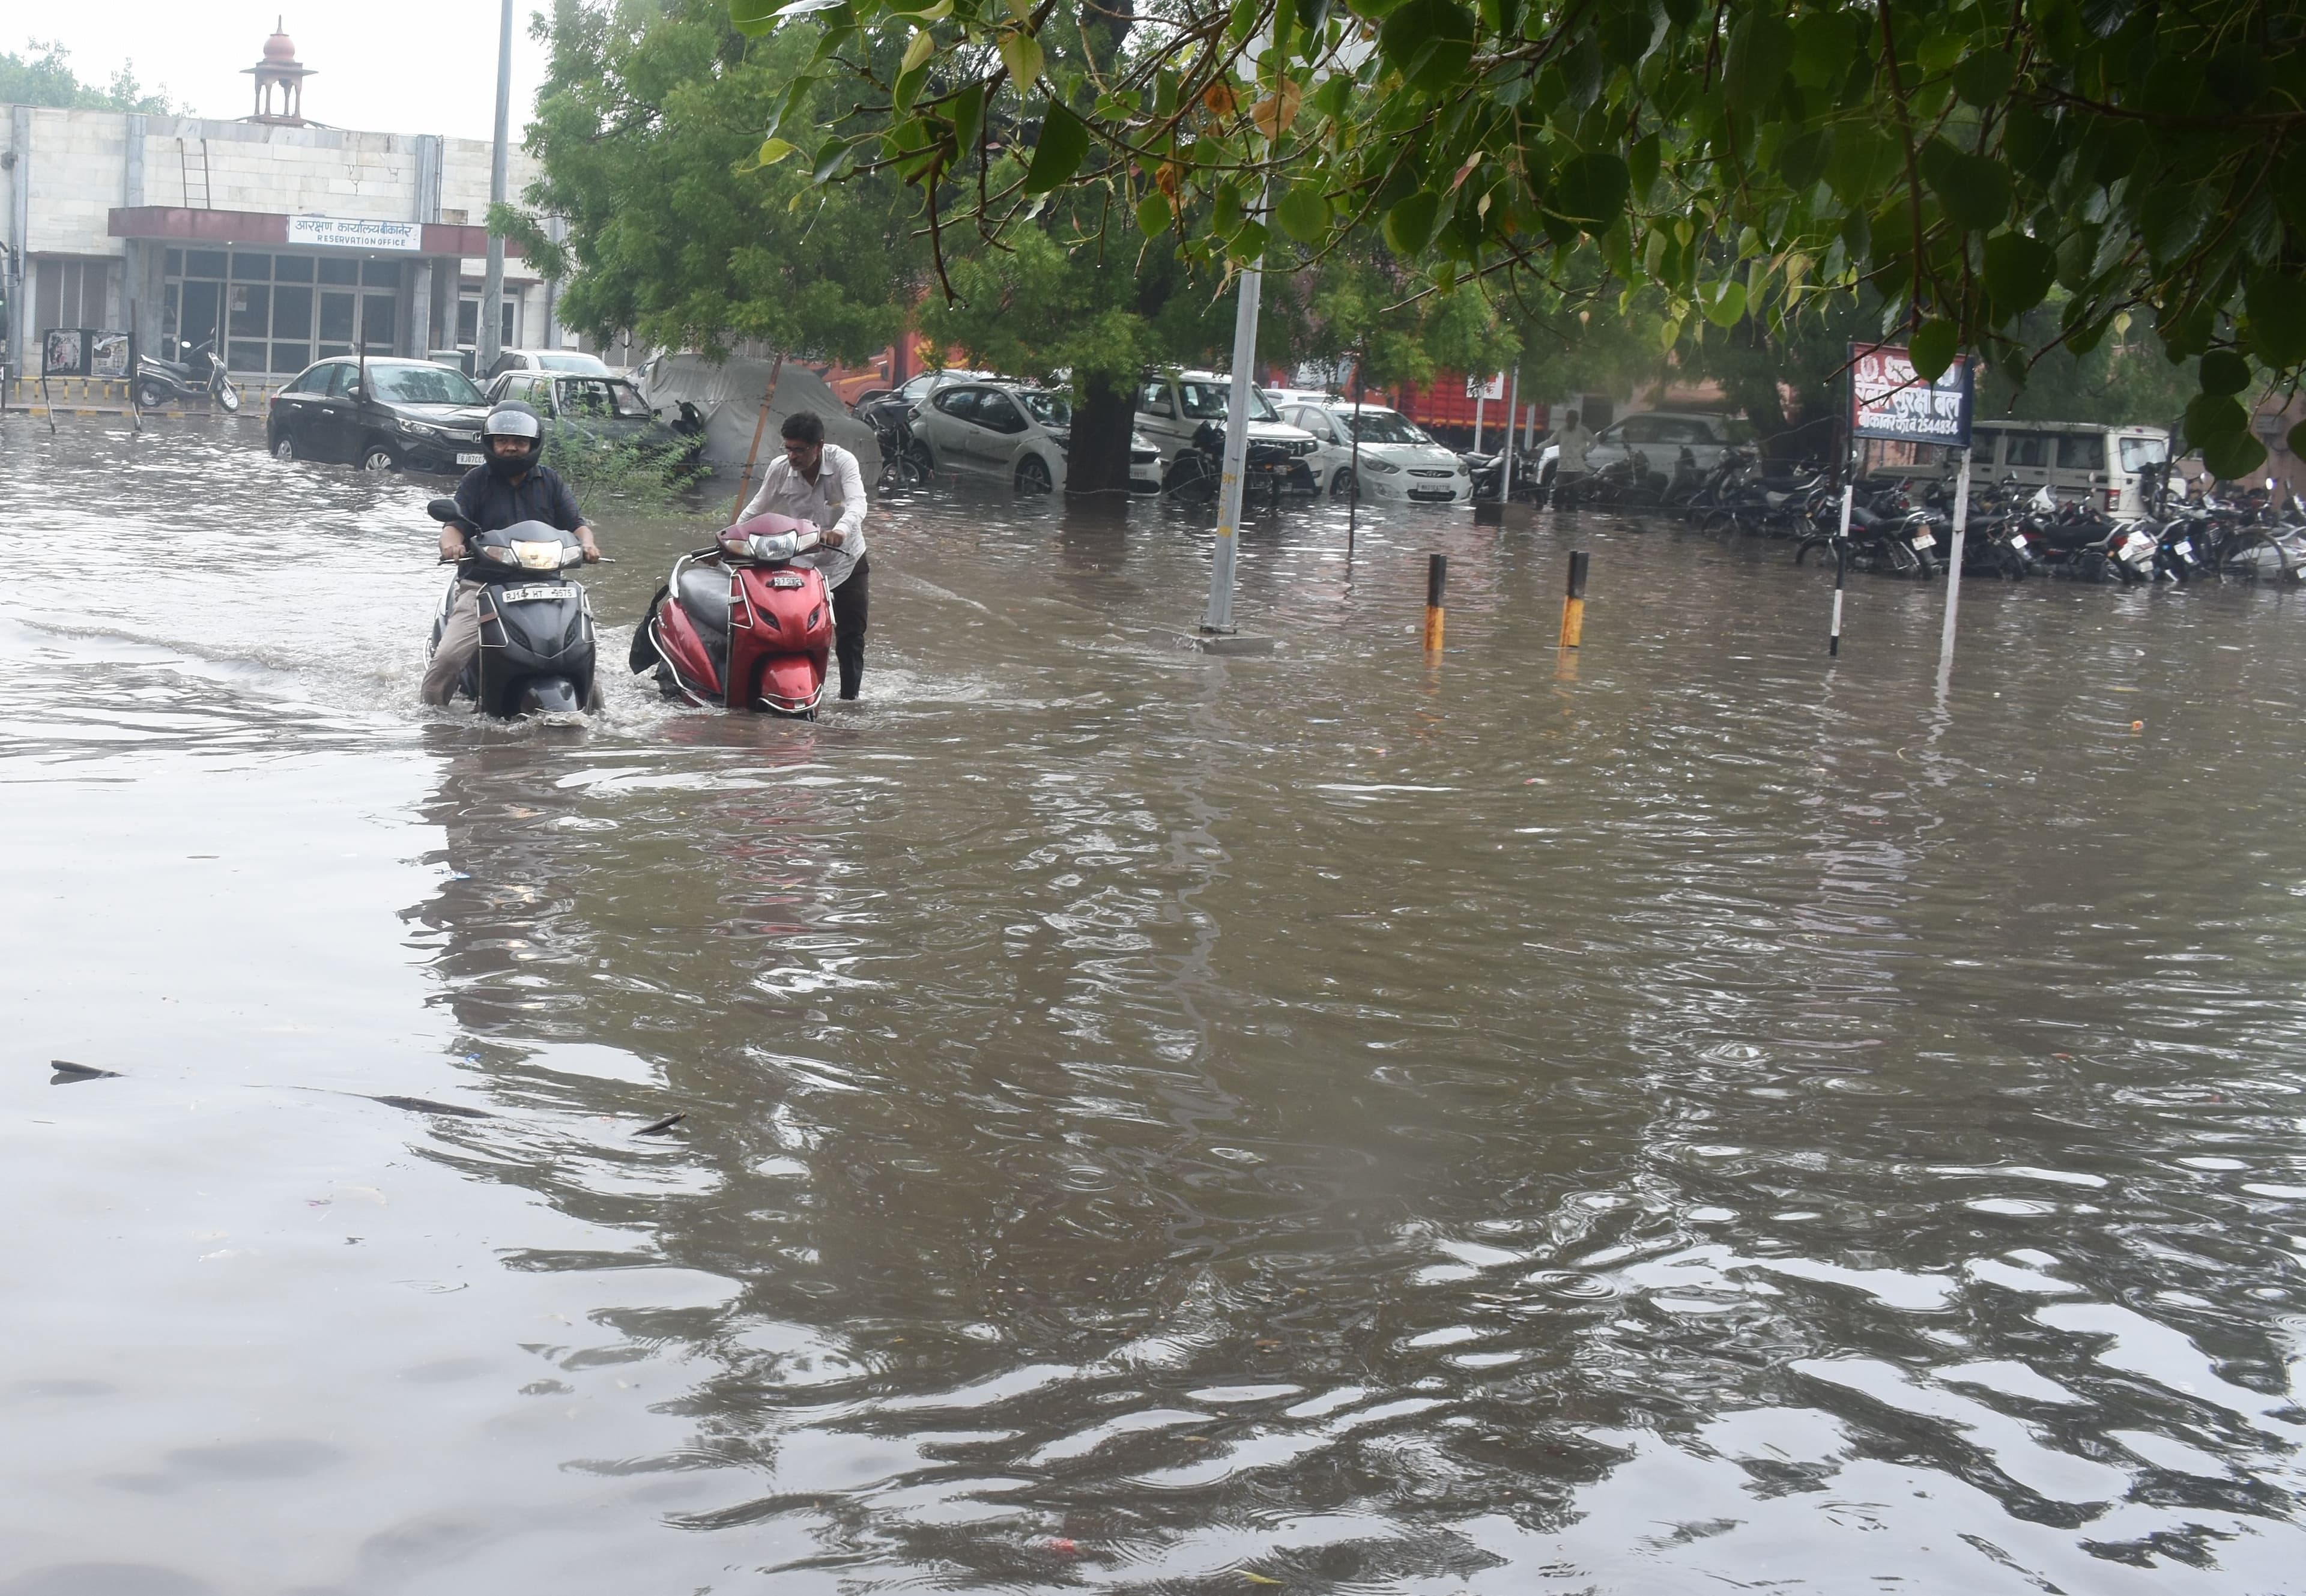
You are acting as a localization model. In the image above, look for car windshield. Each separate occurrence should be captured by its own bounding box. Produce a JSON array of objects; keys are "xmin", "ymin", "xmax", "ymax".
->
[
  {"xmin": 1339, "ymin": 410, "xmax": 1430, "ymax": 446},
  {"xmin": 536, "ymin": 353, "xmax": 609, "ymax": 373},
  {"xmin": 1016, "ymin": 390, "xmax": 1071, "ymax": 426},
  {"xmin": 371, "ymin": 364, "xmax": 483, "ymax": 405},
  {"xmin": 1177, "ymin": 379, "xmax": 1279, "ymax": 422},
  {"xmin": 2119, "ymin": 435, "xmax": 2170, "ymax": 471},
  {"xmin": 560, "ymin": 379, "xmax": 652, "ymax": 420}
]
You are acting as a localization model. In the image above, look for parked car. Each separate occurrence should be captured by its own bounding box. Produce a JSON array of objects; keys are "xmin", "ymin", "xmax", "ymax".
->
[
  {"xmin": 1136, "ymin": 370, "xmax": 1321, "ymax": 494},
  {"xmin": 1540, "ymin": 410, "xmax": 1749, "ymax": 476},
  {"xmin": 483, "ymin": 369, "xmax": 704, "ymax": 471},
  {"xmin": 266, "ymin": 357, "xmax": 489, "ymax": 474},
  {"xmin": 910, "ymin": 379, "xmax": 1072, "ymax": 493},
  {"xmin": 1272, "ymin": 397, "xmax": 1474, "ymax": 503},
  {"xmin": 1953, "ymin": 420, "xmax": 2173, "ymax": 517},
  {"xmin": 853, "ymin": 368, "xmax": 997, "ymax": 429},
  {"xmin": 484, "ymin": 347, "xmax": 614, "ymax": 381},
  {"xmin": 1128, "ymin": 432, "xmax": 1163, "ymax": 494}
]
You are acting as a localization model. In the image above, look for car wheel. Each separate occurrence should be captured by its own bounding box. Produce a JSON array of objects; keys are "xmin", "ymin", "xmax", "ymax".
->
[
  {"xmin": 272, "ymin": 435, "xmax": 297, "ymax": 462},
  {"xmin": 1015, "ymin": 455, "xmax": 1053, "ymax": 495},
  {"xmin": 906, "ymin": 440, "xmax": 936, "ymax": 479},
  {"xmin": 1331, "ymin": 468, "xmax": 1357, "ymax": 499},
  {"xmin": 359, "ymin": 443, "xmax": 398, "ymax": 473}
]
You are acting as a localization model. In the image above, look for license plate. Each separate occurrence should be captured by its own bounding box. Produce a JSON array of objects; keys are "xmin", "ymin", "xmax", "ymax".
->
[
  {"xmin": 456, "ymin": 452, "xmax": 483, "ymax": 466},
  {"xmin": 496, "ymin": 584, "xmax": 573, "ymax": 603},
  {"xmin": 1910, "ymin": 530, "xmax": 1936, "ymax": 549},
  {"xmin": 2176, "ymin": 539, "xmax": 2194, "ymax": 558},
  {"xmin": 2008, "ymin": 532, "xmax": 2028, "ymax": 549}
]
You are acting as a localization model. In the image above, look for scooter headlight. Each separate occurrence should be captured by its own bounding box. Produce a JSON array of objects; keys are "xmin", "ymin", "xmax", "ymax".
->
[
  {"xmin": 479, "ymin": 544, "xmax": 519, "ymax": 564},
  {"xmin": 747, "ymin": 532, "xmax": 801, "ymax": 562},
  {"xmin": 511, "ymin": 540, "xmax": 564, "ymax": 569}
]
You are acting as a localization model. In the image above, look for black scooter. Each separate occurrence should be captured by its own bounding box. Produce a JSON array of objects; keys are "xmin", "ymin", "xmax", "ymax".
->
[
  {"xmin": 425, "ymin": 498, "xmax": 598, "ymax": 717},
  {"xmin": 134, "ymin": 337, "xmax": 241, "ymax": 413}
]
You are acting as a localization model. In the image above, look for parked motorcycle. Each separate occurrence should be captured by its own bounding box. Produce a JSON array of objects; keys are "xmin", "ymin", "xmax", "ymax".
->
[
  {"xmin": 1794, "ymin": 478, "xmax": 1941, "ymax": 577},
  {"xmin": 134, "ymin": 336, "xmax": 241, "ymax": 413},
  {"xmin": 425, "ymin": 498, "xmax": 598, "ymax": 718},
  {"xmin": 634, "ymin": 512, "xmax": 833, "ymax": 717}
]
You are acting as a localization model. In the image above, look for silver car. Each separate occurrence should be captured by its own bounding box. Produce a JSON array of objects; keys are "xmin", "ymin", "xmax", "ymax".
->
[
  {"xmin": 910, "ymin": 380, "xmax": 1072, "ymax": 494},
  {"xmin": 1276, "ymin": 399, "xmax": 1473, "ymax": 503}
]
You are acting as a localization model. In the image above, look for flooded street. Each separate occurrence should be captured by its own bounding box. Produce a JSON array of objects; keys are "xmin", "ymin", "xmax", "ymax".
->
[{"xmin": 8, "ymin": 414, "xmax": 2306, "ymax": 1594}]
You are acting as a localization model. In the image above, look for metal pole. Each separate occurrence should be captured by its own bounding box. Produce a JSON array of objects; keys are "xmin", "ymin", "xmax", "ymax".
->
[
  {"xmin": 477, "ymin": 0, "xmax": 513, "ymax": 378},
  {"xmin": 1829, "ymin": 483, "xmax": 1852, "ymax": 656},
  {"xmin": 1936, "ymin": 444, "xmax": 1973, "ymax": 687},
  {"xmin": 1501, "ymin": 365, "xmax": 1519, "ymax": 502},
  {"xmin": 1472, "ymin": 387, "xmax": 1484, "ymax": 453},
  {"xmin": 1201, "ymin": 178, "xmax": 1268, "ymax": 635},
  {"xmin": 1347, "ymin": 355, "xmax": 1364, "ymax": 559}
]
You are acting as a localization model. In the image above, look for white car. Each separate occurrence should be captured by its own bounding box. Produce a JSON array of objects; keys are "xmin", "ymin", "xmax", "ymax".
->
[
  {"xmin": 1274, "ymin": 399, "xmax": 1473, "ymax": 504},
  {"xmin": 1128, "ymin": 432, "xmax": 1163, "ymax": 494},
  {"xmin": 1136, "ymin": 370, "xmax": 1322, "ymax": 494},
  {"xmin": 1540, "ymin": 410, "xmax": 1749, "ymax": 474},
  {"xmin": 909, "ymin": 379, "xmax": 1071, "ymax": 494}
]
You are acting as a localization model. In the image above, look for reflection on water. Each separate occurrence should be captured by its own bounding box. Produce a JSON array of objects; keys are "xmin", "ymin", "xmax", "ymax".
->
[{"xmin": 4, "ymin": 416, "xmax": 2306, "ymax": 1591}]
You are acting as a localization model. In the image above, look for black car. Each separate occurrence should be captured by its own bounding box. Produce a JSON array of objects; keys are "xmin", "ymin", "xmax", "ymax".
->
[{"xmin": 266, "ymin": 357, "xmax": 491, "ymax": 475}]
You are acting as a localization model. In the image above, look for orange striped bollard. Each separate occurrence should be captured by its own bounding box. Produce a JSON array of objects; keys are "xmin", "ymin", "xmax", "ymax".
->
[
  {"xmin": 1424, "ymin": 555, "xmax": 1447, "ymax": 654},
  {"xmin": 1559, "ymin": 551, "xmax": 1588, "ymax": 648}
]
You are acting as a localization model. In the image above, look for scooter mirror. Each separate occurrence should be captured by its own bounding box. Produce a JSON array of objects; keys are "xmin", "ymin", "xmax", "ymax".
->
[{"xmin": 426, "ymin": 498, "xmax": 463, "ymax": 523}]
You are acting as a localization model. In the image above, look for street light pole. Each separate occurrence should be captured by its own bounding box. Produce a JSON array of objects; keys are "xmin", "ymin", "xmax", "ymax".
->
[
  {"xmin": 1201, "ymin": 178, "xmax": 1269, "ymax": 636},
  {"xmin": 477, "ymin": 0, "xmax": 512, "ymax": 376}
]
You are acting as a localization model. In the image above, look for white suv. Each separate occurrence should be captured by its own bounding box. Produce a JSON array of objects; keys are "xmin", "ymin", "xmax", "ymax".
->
[
  {"xmin": 1136, "ymin": 370, "xmax": 1322, "ymax": 494},
  {"xmin": 1543, "ymin": 410, "xmax": 1750, "ymax": 474},
  {"xmin": 1273, "ymin": 397, "xmax": 1472, "ymax": 504}
]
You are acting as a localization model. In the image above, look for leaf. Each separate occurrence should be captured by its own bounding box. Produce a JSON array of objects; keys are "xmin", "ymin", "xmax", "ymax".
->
[
  {"xmin": 2289, "ymin": 420, "xmax": 2306, "ymax": 459},
  {"xmin": 1549, "ymin": 153, "xmax": 1629, "ymax": 226},
  {"xmin": 1952, "ymin": 49, "xmax": 2018, "ymax": 106},
  {"xmin": 888, "ymin": 0, "xmax": 951, "ymax": 15},
  {"xmin": 901, "ymin": 28, "xmax": 936, "ymax": 74},
  {"xmin": 1137, "ymin": 190, "xmax": 1173, "ymax": 238},
  {"xmin": 731, "ymin": 0, "xmax": 781, "ymax": 34},
  {"xmin": 998, "ymin": 29, "xmax": 1044, "ymax": 88},
  {"xmin": 1790, "ymin": 10, "xmax": 1854, "ymax": 88},
  {"xmin": 1248, "ymin": 78, "xmax": 1303, "ymax": 141},
  {"xmin": 1383, "ymin": 190, "xmax": 1443, "ymax": 255},
  {"xmin": 943, "ymin": 82, "xmax": 984, "ymax": 157},
  {"xmin": 1297, "ymin": 0, "xmax": 1333, "ymax": 36},
  {"xmin": 1919, "ymin": 141, "xmax": 2012, "ymax": 232},
  {"xmin": 1022, "ymin": 101, "xmax": 1091, "ymax": 193},
  {"xmin": 1722, "ymin": 13, "xmax": 1795, "ymax": 110},
  {"xmin": 1775, "ymin": 127, "xmax": 1830, "ymax": 191},
  {"xmin": 757, "ymin": 137, "xmax": 799, "ymax": 167},
  {"xmin": 1982, "ymin": 232, "xmax": 2055, "ymax": 317},
  {"xmin": 2198, "ymin": 349, "xmax": 2251, "ymax": 396},
  {"xmin": 1274, "ymin": 183, "xmax": 1330, "ymax": 242},
  {"xmin": 1379, "ymin": 0, "xmax": 1475, "ymax": 94},
  {"xmin": 2248, "ymin": 274, "xmax": 2306, "ymax": 367},
  {"xmin": 1628, "ymin": 132, "xmax": 1660, "ymax": 201},
  {"xmin": 812, "ymin": 136, "xmax": 850, "ymax": 183},
  {"xmin": 1701, "ymin": 279, "xmax": 1748, "ymax": 328},
  {"xmin": 2183, "ymin": 392, "xmax": 2248, "ymax": 440},
  {"xmin": 1909, "ymin": 319, "xmax": 1958, "ymax": 381},
  {"xmin": 2201, "ymin": 430, "xmax": 2268, "ymax": 479}
]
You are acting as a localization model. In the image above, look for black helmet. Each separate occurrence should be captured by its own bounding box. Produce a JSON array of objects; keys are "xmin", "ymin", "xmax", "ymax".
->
[{"xmin": 481, "ymin": 402, "xmax": 544, "ymax": 479}]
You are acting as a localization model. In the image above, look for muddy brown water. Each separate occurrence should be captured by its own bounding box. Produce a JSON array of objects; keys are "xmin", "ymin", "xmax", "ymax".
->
[{"xmin": 5, "ymin": 416, "xmax": 2306, "ymax": 1594}]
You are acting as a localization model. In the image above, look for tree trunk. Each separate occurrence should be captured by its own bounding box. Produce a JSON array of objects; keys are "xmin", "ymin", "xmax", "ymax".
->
[{"xmin": 1065, "ymin": 372, "xmax": 1137, "ymax": 495}]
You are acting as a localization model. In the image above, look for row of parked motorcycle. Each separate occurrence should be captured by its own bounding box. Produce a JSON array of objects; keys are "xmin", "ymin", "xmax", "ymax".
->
[{"xmin": 1534, "ymin": 444, "xmax": 2306, "ymax": 585}]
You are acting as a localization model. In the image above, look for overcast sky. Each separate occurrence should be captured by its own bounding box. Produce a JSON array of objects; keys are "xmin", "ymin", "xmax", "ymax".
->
[{"xmin": 20, "ymin": 4, "xmax": 551, "ymax": 144}]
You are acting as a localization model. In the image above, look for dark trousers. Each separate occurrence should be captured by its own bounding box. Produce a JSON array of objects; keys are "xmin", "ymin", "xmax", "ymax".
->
[{"xmin": 832, "ymin": 555, "xmax": 870, "ymax": 700}]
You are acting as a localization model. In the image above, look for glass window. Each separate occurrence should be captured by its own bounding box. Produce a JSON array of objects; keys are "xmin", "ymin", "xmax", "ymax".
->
[
  {"xmin": 182, "ymin": 249, "xmax": 228, "ymax": 279},
  {"xmin": 317, "ymin": 257, "xmax": 360, "ymax": 285},
  {"xmin": 558, "ymin": 379, "xmax": 616, "ymax": 418},
  {"xmin": 318, "ymin": 291, "xmax": 356, "ymax": 345},
  {"xmin": 975, "ymin": 393, "xmax": 1026, "ymax": 434},
  {"xmin": 321, "ymin": 363, "xmax": 356, "ymax": 396},
  {"xmin": 367, "ymin": 363, "xmax": 484, "ymax": 405},
  {"xmin": 2119, "ymin": 435, "xmax": 2170, "ymax": 471},
  {"xmin": 273, "ymin": 255, "xmax": 313, "ymax": 283},
  {"xmin": 360, "ymin": 294, "xmax": 396, "ymax": 351},
  {"xmin": 606, "ymin": 382, "xmax": 651, "ymax": 420},
  {"xmin": 2057, "ymin": 432, "xmax": 2107, "ymax": 470},
  {"xmin": 1016, "ymin": 389, "xmax": 1071, "ymax": 428},
  {"xmin": 1620, "ymin": 416, "xmax": 1660, "ymax": 443},
  {"xmin": 228, "ymin": 342, "xmax": 266, "ymax": 372},
  {"xmin": 362, "ymin": 259, "xmax": 402, "ymax": 288},
  {"xmin": 536, "ymin": 352, "xmax": 609, "ymax": 373},
  {"xmin": 229, "ymin": 282, "xmax": 269, "ymax": 339},
  {"xmin": 270, "ymin": 343, "xmax": 310, "ymax": 374},
  {"xmin": 272, "ymin": 284, "xmax": 313, "ymax": 339},
  {"xmin": 1342, "ymin": 410, "xmax": 1432, "ymax": 446},
  {"xmin": 283, "ymin": 364, "xmax": 330, "ymax": 395},
  {"xmin": 934, "ymin": 388, "xmax": 981, "ymax": 422},
  {"xmin": 230, "ymin": 252, "xmax": 273, "ymax": 281},
  {"xmin": 165, "ymin": 248, "xmax": 183, "ymax": 274},
  {"xmin": 2005, "ymin": 432, "xmax": 2055, "ymax": 468},
  {"xmin": 1177, "ymin": 379, "xmax": 1279, "ymax": 421},
  {"xmin": 1138, "ymin": 381, "xmax": 1173, "ymax": 416}
]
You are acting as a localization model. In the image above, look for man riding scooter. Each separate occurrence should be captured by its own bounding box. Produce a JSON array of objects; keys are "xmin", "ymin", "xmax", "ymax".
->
[{"xmin": 422, "ymin": 402, "xmax": 602, "ymax": 707}]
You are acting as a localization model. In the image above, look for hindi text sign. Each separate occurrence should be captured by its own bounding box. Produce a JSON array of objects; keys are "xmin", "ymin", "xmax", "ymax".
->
[
  {"xmin": 286, "ymin": 216, "xmax": 422, "ymax": 252},
  {"xmin": 1849, "ymin": 343, "xmax": 1973, "ymax": 449}
]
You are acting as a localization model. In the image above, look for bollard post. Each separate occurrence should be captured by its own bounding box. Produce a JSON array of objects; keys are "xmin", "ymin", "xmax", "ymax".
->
[
  {"xmin": 1559, "ymin": 549, "xmax": 1588, "ymax": 648},
  {"xmin": 1424, "ymin": 554, "xmax": 1447, "ymax": 653},
  {"xmin": 1829, "ymin": 483, "xmax": 1852, "ymax": 657}
]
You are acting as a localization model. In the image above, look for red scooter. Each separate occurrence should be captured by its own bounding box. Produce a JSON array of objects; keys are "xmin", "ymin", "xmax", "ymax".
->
[{"xmin": 634, "ymin": 513, "xmax": 833, "ymax": 716}]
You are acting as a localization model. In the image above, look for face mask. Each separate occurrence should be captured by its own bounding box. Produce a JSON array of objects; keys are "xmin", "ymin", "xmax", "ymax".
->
[{"xmin": 488, "ymin": 448, "xmax": 533, "ymax": 481}]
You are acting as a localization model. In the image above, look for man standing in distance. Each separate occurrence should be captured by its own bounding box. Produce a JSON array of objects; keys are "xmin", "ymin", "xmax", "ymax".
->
[
  {"xmin": 741, "ymin": 411, "xmax": 871, "ymax": 700},
  {"xmin": 1550, "ymin": 408, "xmax": 1593, "ymax": 507}
]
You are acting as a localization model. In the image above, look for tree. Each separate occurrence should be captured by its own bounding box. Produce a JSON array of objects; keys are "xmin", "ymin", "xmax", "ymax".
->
[
  {"xmin": 734, "ymin": 0, "xmax": 2306, "ymax": 480},
  {"xmin": 509, "ymin": 0, "xmax": 921, "ymax": 365},
  {"xmin": 0, "ymin": 40, "xmax": 173, "ymax": 111}
]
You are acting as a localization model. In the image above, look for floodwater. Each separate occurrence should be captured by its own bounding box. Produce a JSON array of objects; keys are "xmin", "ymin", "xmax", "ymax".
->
[{"xmin": 5, "ymin": 415, "xmax": 2306, "ymax": 1595}]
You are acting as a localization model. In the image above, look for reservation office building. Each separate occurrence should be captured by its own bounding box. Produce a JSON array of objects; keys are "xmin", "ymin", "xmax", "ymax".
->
[{"xmin": 1, "ymin": 27, "xmax": 558, "ymax": 387}]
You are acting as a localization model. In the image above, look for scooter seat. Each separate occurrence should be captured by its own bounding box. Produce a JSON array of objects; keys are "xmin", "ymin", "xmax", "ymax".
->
[{"xmin": 677, "ymin": 564, "xmax": 735, "ymax": 673}]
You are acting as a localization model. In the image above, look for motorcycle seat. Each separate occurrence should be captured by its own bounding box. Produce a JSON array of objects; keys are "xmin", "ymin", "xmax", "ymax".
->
[{"xmin": 678, "ymin": 564, "xmax": 734, "ymax": 661}]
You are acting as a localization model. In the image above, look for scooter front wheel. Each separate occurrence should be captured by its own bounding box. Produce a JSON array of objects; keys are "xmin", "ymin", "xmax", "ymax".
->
[{"xmin": 214, "ymin": 384, "xmax": 242, "ymax": 414}]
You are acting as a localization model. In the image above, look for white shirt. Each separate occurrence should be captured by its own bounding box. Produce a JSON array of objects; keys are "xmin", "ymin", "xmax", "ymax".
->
[
  {"xmin": 1555, "ymin": 423, "xmax": 1593, "ymax": 475},
  {"xmin": 739, "ymin": 442, "xmax": 868, "ymax": 588}
]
